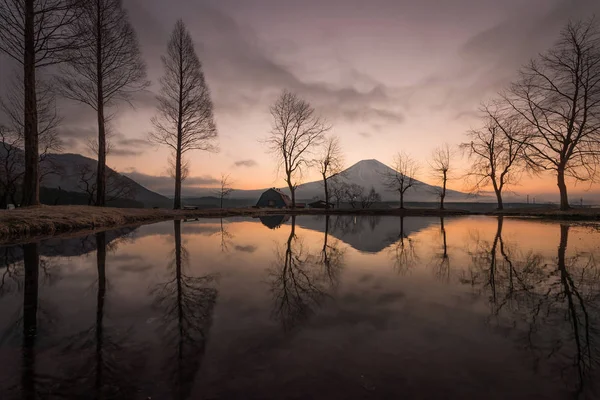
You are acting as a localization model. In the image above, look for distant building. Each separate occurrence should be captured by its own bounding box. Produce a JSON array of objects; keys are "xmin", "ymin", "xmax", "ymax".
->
[
  {"xmin": 256, "ymin": 188, "xmax": 292, "ymax": 208},
  {"xmin": 308, "ymin": 200, "xmax": 334, "ymax": 209}
]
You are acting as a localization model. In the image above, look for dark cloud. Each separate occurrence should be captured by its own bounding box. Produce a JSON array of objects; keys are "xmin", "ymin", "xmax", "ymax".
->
[
  {"xmin": 123, "ymin": 169, "xmax": 219, "ymax": 193},
  {"xmin": 234, "ymin": 159, "xmax": 258, "ymax": 168},
  {"xmin": 358, "ymin": 132, "xmax": 372, "ymax": 138},
  {"xmin": 234, "ymin": 244, "xmax": 258, "ymax": 253},
  {"xmin": 124, "ymin": 1, "xmax": 407, "ymax": 130}
]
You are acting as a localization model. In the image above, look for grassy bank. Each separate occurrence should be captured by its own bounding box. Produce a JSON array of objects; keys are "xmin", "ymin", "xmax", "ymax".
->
[{"xmin": 0, "ymin": 205, "xmax": 598, "ymax": 245}]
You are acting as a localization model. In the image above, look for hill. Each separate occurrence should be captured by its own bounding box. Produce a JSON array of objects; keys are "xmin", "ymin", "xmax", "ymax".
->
[{"xmin": 0, "ymin": 145, "xmax": 171, "ymax": 208}]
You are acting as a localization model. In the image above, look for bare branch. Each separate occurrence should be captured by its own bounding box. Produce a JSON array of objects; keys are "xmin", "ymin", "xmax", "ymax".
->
[{"xmin": 264, "ymin": 89, "xmax": 330, "ymax": 207}]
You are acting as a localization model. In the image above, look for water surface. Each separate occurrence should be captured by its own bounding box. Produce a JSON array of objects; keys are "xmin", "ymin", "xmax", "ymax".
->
[{"xmin": 1, "ymin": 215, "xmax": 599, "ymax": 399}]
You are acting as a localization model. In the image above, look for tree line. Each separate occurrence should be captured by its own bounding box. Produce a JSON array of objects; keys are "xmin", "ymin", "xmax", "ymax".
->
[
  {"xmin": 265, "ymin": 18, "xmax": 600, "ymax": 211},
  {"xmin": 0, "ymin": 0, "xmax": 217, "ymax": 209},
  {"xmin": 1, "ymin": 2, "xmax": 599, "ymax": 211}
]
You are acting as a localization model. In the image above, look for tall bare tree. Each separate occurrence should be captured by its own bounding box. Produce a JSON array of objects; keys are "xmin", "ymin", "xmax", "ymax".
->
[
  {"xmin": 461, "ymin": 108, "xmax": 525, "ymax": 210},
  {"xmin": 429, "ymin": 143, "xmax": 452, "ymax": 210},
  {"xmin": 504, "ymin": 19, "xmax": 600, "ymax": 210},
  {"xmin": 0, "ymin": 75, "xmax": 62, "ymax": 206},
  {"xmin": 383, "ymin": 152, "xmax": 419, "ymax": 209},
  {"xmin": 149, "ymin": 19, "xmax": 218, "ymax": 210},
  {"xmin": 266, "ymin": 90, "xmax": 329, "ymax": 208},
  {"xmin": 58, "ymin": 0, "xmax": 148, "ymax": 207},
  {"xmin": 316, "ymin": 135, "xmax": 343, "ymax": 209},
  {"xmin": 0, "ymin": 0, "xmax": 80, "ymax": 205},
  {"xmin": 213, "ymin": 173, "xmax": 234, "ymax": 209}
]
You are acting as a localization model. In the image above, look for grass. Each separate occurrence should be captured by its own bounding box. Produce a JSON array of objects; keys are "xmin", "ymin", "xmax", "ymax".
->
[{"xmin": 0, "ymin": 204, "xmax": 598, "ymax": 245}]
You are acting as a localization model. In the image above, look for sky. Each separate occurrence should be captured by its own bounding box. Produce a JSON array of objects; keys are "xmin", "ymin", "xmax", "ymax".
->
[{"xmin": 2, "ymin": 0, "xmax": 600, "ymax": 201}]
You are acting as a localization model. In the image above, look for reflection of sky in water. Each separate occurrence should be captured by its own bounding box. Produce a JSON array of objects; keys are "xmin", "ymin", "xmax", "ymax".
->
[{"xmin": 0, "ymin": 216, "xmax": 599, "ymax": 399}]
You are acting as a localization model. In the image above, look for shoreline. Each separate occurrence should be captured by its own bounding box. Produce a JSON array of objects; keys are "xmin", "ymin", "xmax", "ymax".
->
[{"xmin": 0, "ymin": 205, "xmax": 598, "ymax": 245}]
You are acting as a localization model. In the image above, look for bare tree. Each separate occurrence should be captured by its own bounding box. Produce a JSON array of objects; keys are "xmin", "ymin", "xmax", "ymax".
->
[
  {"xmin": 58, "ymin": 0, "xmax": 148, "ymax": 207},
  {"xmin": 0, "ymin": 75, "xmax": 62, "ymax": 206},
  {"xmin": 149, "ymin": 19, "xmax": 218, "ymax": 210},
  {"xmin": 429, "ymin": 143, "xmax": 452, "ymax": 210},
  {"xmin": 266, "ymin": 90, "xmax": 329, "ymax": 208},
  {"xmin": 383, "ymin": 152, "xmax": 419, "ymax": 209},
  {"xmin": 504, "ymin": 19, "xmax": 600, "ymax": 210},
  {"xmin": 76, "ymin": 163, "xmax": 137, "ymax": 205},
  {"xmin": 342, "ymin": 183, "xmax": 364, "ymax": 208},
  {"xmin": 213, "ymin": 173, "xmax": 234, "ymax": 209},
  {"xmin": 461, "ymin": 108, "xmax": 525, "ymax": 210},
  {"xmin": 0, "ymin": 0, "xmax": 80, "ymax": 206},
  {"xmin": 360, "ymin": 186, "xmax": 381, "ymax": 209},
  {"xmin": 316, "ymin": 135, "xmax": 343, "ymax": 209}
]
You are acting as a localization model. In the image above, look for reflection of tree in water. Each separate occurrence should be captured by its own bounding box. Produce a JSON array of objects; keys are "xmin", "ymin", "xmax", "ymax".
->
[
  {"xmin": 319, "ymin": 215, "xmax": 345, "ymax": 288},
  {"xmin": 0, "ymin": 243, "xmax": 59, "ymax": 399},
  {"xmin": 268, "ymin": 216, "xmax": 334, "ymax": 332},
  {"xmin": 464, "ymin": 220, "xmax": 600, "ymax": 397},
  {"xmin": 331, "ymin": 215, "xmax": 381, "ymax": 236},
  {"xmin": 432, "ymin": 217, "xmax": 451, "ymax": 282},
  {"xmin": 55, "ymin": 231, "xmax": 144, "ymax": 399},
  {"xmin": 152, "ymin": 220, "xmax": 218, "ymax": 399},
  {"xmin": 388, "ymin": 217, "xmax": 418, "ymax": 274},
  {"xmin": 214, "ymin": 218, "xmax": 233, "ymax": 253}
]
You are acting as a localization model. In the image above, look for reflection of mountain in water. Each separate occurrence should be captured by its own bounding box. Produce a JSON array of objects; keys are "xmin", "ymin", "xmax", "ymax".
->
[
  {"xmin": 295, "ymin": 216, "xmax": 439, "ymax": 253},
  {"xmin": 257, "ymin": 215, "xmax": 291, "ymax": 230},
  {"xmin": 0, "ymin": 227, "xmax": 136, "ymax": 266}
]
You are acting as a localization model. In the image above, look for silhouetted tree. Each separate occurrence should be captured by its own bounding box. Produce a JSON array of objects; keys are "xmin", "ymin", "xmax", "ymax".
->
[
  {"xmin": 265, "ymin": 90, "xmax": 329, "ymax": 208},
  {"xmin": 0, "ymin": 0, "xmax": 80, "ymax": 206},
  {"xmin": 360, "ymin": 186, "xmax": 381, "ymax": 209},
  {"xmin": 316, "ymin": 135, "xmax": 343, "ymax": 209},
  {"xmin": 149, "ymin": 20, "xmax": 218, "ymax": 210},
  {"xmin": 383, "ymin": 152, "xmax": 419, "ymax": 209},
  {"xmin": 0, "ymin": 75, "xmax": 62, "ymax": 207},
  {"xmin": 504, "ymin": 19, "xmax": 600, "ymax": 211},
  {"xmin": 429, "ymin": 144, "xmax": 452, "ymax": 210},
  {"xmin": 461, "ymin": 107, "xmax": 525, "ymax": 210},
  {"xmin": 213, "ymin": 173, "xmax": 234, "ymax": 209},
  {"xmin": 75, "ymin": 163, "xmax": 137, "ymax": 205},
  {"xmin": 58, "ymin": 0, "xmax": 148, "ymax": 207}
]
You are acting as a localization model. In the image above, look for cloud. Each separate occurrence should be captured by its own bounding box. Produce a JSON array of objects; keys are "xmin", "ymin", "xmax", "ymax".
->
[
  {"xmin": 358, "ymin": 132, "xmax": 372, "ymax": 138},
  {"xmin": 234, "ymin": 159, "xmax": 258, "ymax": 168},
  {"xmin": 124, "ymin": 1, "xmax": 407, "ymax": 131}
]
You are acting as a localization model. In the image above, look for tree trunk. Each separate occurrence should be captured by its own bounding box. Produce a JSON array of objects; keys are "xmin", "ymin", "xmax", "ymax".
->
[
  {"xmin": 399, "ymin": 191, "xmax": 404, "ymax": 209},
  {"xmin": 323, "ymin": 173, "xmax": 329, "ymax": 209},
  {"xmin": 220, "ymin": 195, "xmax": 223, "ymax": 209},
  {"xmin": 174, "ymin": 148, "xmax": 182, "ymax": 209},
  {"xmin": 21, "ymin": 0, "xmax": 39, "ymax": 206},
  {"xmin": 557, "ymin": 166, "xmax": 570, "ymax": 211},
  {"xmin": 174, "ymin": 35, "xmax": 184, "ymax": 210},
  {"xmin": 288, "ymin": 178, "xmax": 295, "ymax": 209},
  {"xmin": 494, "ymin": 188, "xmax": 503, "ymax": 211},
  {"xmin": 95, "ymin": 1, "xmax": 106, "ymax": 207},
  {"xmin": 440, "ymin": 171, "xmax": 447, "ymax": 210}
]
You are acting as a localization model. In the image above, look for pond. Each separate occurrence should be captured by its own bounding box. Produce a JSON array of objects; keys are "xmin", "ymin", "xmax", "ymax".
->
[{"xmin": 0, "ymin": 215, "xmax": 599, "ymax": 399}]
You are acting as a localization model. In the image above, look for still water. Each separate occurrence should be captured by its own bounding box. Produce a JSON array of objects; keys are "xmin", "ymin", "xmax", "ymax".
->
[{"xmin": 0, "ymin": 215, "xmax": 599, "ymax": 399}]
